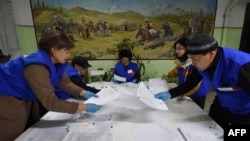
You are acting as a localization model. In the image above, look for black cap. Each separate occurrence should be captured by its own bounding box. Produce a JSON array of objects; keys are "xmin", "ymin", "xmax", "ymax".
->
[
  {"xmin": 186, "ymin": 34, "xmax": 218, "ymax": 54},
  {"xmin": 71, "ymin": 56, "xmax": 92, "ymax": 68}
]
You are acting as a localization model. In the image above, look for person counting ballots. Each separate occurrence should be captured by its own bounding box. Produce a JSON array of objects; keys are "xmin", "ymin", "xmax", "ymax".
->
[
  {"xmin": 55, "ymin": 56, "xmax": 100, "ymax": 100},
  {"xmin": 161, "ymin": 37, "xmax": 211, "ymax": 109},
  {"xmin": 112, "ymin": 49, "xmax": 140, "ymax": 83},
  {"xmin": 0, "ymin": 30, "xmax": 102, "ymax": 141},
  {"xmin": 155, "ymin": 33, "xmax": 250, "ymax": 129}
]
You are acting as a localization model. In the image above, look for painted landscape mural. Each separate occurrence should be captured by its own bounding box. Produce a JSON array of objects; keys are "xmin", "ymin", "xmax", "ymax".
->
[{"xmin": 30, "ymin": 0, "xmax": 217, "ymax": 60}]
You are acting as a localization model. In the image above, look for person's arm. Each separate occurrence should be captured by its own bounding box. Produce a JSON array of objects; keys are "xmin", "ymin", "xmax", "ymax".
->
[
  {"xmin": 166, "ymin": 66, "xmax": 178, "ymax": 78},
  {"xmin": 70, "ymin": 75, "xmax": 100, "ymax": 93},
  {"xmin": 169, "ymin": 68, "xmax": 203, "ymax": 98},
  {"xmin": 23, "ymin": 64, "xmax": 81, "ymax": 113},
  {"xmin": 238, "ymin": 62, "xmax": 250, "ymax": 95}
]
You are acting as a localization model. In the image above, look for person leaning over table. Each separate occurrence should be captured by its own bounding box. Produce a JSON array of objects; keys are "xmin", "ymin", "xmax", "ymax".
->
[
  {"xmin": 155, "ymin": 33, "xmax": 250, "ymax": 129},
  {"xmin": 0, "ymin": 30, "xmax": 102, "ymax": 141},
  {"xmin": 112, "ymin": 49, "xmax": 140, "ymax": 83},
  {"xmin": 161, "ymin": 37, "xmax": 211, "ymax": 109},
  {"xmin": 55, "ymin": 56, "xmax": 100, "ymax": 100}
]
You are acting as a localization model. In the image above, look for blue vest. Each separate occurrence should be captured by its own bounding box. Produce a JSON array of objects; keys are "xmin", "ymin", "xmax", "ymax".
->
[
  {"xmin": 115, "ymin": 61, "xmax": 138, "ymax": 82},
  {"xmin": 55, "ymin": 64, "xmax": 81, "ymax": 100},
  {"xmin": 0, "ymin": 50, "xmax": 67, "ymax": 100},
  {"xmin": 178, "ymin": 65, "xmax": 210, "ymax": 98},
  {"xmin": 201, "ymin": 47, "xmax": 250, "ymax": 115}
]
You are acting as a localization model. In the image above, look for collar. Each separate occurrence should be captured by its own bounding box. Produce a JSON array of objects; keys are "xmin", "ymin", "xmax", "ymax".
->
[{"xmin": 176, "ymin": 58, "xmax": 192, "ymax": 69}]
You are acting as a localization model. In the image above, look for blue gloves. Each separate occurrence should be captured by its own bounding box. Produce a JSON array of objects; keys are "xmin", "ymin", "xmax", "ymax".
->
[
  {"xmin": 154, "ymin": 91, "xmax": 171, "ymax": 101},
  {"xmin": 86, "ymin": 104, "xmax": 102, "ymax": 113},
  {"xmin": 84, "ymin": 91, "xmax": 98, "ymax": 99},
  {"xmin": 131, "ymin": 79, "xmax": 137, "ymax": 83},
  {"xmin": 111, "ymin": 77, "xmax": 119, "ymax": 84}
]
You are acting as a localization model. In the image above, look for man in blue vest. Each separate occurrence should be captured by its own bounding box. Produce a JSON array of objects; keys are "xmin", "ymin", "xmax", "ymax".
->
[
  {"xmin": 155, "ymin": 34, "xmax": 250, "ymax": 128},
  {"xmin": 55, "ymin": 56, "xmax": 100, "ymax": 100}
]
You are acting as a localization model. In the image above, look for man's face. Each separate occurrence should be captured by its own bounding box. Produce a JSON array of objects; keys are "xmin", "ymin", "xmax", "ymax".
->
[
  {"xmin": 187, "ymin": 51, "xmax": 215, "ymax": 71},
  {"xmin": 75, "ymin": 65, "xmax": 88, "ymax": 75}
]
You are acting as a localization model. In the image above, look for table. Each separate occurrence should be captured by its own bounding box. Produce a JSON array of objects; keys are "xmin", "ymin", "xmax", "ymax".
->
[{"xmin": 15, "ymin": 82, "xmax": 223, "ymax": 141}]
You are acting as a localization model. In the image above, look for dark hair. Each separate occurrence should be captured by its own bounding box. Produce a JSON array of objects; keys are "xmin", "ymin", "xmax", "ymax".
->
[
  {"xmin": 173, "ymin": 37, "xmax": 189, "ymax": 62},
  {"xmin": 119, "ymin": 49, "xmax": 132, "ymax": 61},
  {"xmin": 173, "ymin": 37, "xmax": 189, "ymax": 50},
  {"xmin": 38, "ymin": 30, "xmax": 74, "ymax": 53}
]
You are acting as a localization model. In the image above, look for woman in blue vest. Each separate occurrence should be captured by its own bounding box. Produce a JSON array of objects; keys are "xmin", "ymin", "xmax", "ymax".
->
[
  {"xmin": 155, "ymin": 34, "xmax": 250, "ymax": 129},
  {"xmin": 113, "ymin": 49, "xmax": 140, "ymax": 83},
  {"xmin": 162, "ymin": 37, "xmax": 211, "ymax": 109},
  {"xmin": 0, "ymin": 30, "xmax": 102, "ymax": 140},
  {"xmin": 55, "ymin": 56, "xmax": 100, "ymax": 100}
]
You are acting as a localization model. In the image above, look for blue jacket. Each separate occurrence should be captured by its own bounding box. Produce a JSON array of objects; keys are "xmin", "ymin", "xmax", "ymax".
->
[
  {"xmin": 0, "ymin": 50, "xmax": 67, "ymax": 100},
  {"xmin": 178, "ymin": 65, "xmax": 210, "ymax": 98},
  {"xmin": 114, "ymin": 61, "xmax": 138, "ymax": 83},
  {"xmin": 55, "ymin": 64, "xmax": 81, "ymax": 100},
  {"xmin": 201, "ymin": 47, "xmax": 250, "ymax": 115}
]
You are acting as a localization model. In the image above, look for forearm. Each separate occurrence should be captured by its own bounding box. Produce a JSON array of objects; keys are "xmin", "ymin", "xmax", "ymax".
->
[
  {"xmin": 58, "ymin": 73, "xmax": 84, "ymax": 98},
  {"xmin": 70, "ymin": 76, "xmax": 100, "ymax": 93},
  {"xmin": 23, "ymin": 65, "xmax": 79, "ymax": 113},
  {"xmin": 169, "ymin": 68, "xmax": 203, "ymax": 98},
  {"xmin": 238, "ymin": 62, "xmax": 250, "ymax": 95}
]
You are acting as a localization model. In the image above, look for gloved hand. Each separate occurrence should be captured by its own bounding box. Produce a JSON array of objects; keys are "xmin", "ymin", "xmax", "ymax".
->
[
  {"xmin": 111, "ymin": 77, "xmax": 119, "ymax": 84},
  {"xmin": 84, "ymin": 91, "xmax": 98, "ymax": 99},
  {"xmin": 86, "ymin": 104, "xmax": 102, "ymax": 113},
  {"xmin": 131, "ymin": 79, "xmax": 137, "ymax": 83},
  {"xmin": 154, "ymin": 91, "xmax": 171, "ymax": 101}
]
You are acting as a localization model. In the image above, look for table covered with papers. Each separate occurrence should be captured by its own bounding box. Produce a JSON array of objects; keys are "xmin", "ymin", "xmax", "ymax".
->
[{"xmin": 15, "ymin": 79, "xmax": 223, "ymax": 141}]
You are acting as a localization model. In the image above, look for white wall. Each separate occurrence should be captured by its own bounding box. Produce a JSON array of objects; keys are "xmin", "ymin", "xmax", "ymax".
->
[
  {"xmin": 215, "ymin": 0, "xmax": 250, "ymax": 28},
  {"xmin": 12, "ymin": 0, "xmax": 33, "ymax": 25}
]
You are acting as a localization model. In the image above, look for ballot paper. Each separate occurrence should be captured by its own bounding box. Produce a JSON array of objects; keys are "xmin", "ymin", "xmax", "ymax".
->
[
  {"xmin": 84, "ymin": 85, "xmax": 119, "ymax": 105},
  {"xmin": 178, "ymin": 124, "xmax": 224, "ymax": 141},
  {"xmin": 137, "ymin": 82, "xmax": 168, "ymax": 110},
  {"xmin": 114, "ymin": 74, "xmax": 126, "ymax": 82},
  {"xmin": 149, "ymin": 78, "xmax": 169, "ymax": 94},
  {"xmin": 63, "ymin": 125, "xmax": 113, "ymax": 141}
]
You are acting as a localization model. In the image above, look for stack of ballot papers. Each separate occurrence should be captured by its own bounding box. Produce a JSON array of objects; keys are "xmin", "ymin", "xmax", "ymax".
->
[
  {"xmin": 137, "ymin": 81, "xmax": 169, "ymax": 110},
  {"xmin": 84, "ymin": 85, "xmax": 119, "ymax": 105}
]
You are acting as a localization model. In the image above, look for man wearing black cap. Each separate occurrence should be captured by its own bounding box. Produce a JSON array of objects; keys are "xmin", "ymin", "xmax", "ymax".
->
[
  {"xmin": 113, "ymin": 49, "xmax": 140, "ymax": 83},
  {"xmin": 55, "ymin": 56, "xmax": 100, "ymax": 100},
  {"xmin": 155, "ymin": 34, "xmax": 250, "ymax": 128}
]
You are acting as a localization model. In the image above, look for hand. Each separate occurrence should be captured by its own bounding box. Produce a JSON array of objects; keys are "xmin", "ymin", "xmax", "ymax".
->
[
  {"xmin": 154, "ymin": 91, "xmax": 171, "ymax": 101},
  {"xmin": 131, "ymin": 79, "xmax": 137, "ymax": 83},
  {"xmin": 111, "ymin": 77, "xmax": 119, "ymax": 84},
  {"xmin": 84, "ymin": 91, "xmax": 98, "ymax": 99},
  {"xmin": 86, "ymin": 104, "xmax": 102, "ymax": 113},
  {"xmin": 161, "ymin": 74, "xmax": 167, "ymax": 80}
]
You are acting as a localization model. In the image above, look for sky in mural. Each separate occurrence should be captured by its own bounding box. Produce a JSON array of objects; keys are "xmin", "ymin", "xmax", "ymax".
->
[{"xmin": 33, "ymin": 0, "xmax": 217, "ymax": 16}]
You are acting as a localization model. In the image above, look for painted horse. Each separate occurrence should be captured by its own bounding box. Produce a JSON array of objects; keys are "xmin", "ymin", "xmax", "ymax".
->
[{"xmin": 135, "ymin": 28, "xmax": 160, "ymax": 45}]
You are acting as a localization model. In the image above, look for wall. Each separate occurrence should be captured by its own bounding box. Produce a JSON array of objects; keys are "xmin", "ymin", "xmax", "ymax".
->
[{"xmin": 11, "ymin": 0, "xmax": 250, "ymax": 79}]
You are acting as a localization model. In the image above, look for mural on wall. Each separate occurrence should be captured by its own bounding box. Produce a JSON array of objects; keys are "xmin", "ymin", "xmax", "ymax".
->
[{"xmin": 30, "ymin": 0, "xmax": 217, "ymax": 60}]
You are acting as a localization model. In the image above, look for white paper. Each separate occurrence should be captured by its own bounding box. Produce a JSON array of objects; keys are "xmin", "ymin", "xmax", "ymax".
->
[
  {"xmin": 137, "ymin": 82, "xmax": 168, "ymax": 110},
  {"xmin": 132, "ymin": 122, "xmax": 183, "ymax": 141},
  {"xmin": 179, "ymin": 124, "xmax": 224, "ymax": 141},
  {"xmin": 149, "ymin": 78, "xmax": 169, "ymax": 94},
  {"xmin": 20, "ymin": 127, "xmax": 67, "ymax": 141},
  {"xmin": 114, "ymin": 74, "xmax": 126, "ymax": 82},
  {"xmin": 217, "ymin": 87, "xmax": 234, "ymax": 91},
  {"xmin": 63, "ymin": 126, "xmax": 113, "ymax": 141},
  {"xmin": 84, "ymin": 85, "xmax": 119, "ymax": 105}
]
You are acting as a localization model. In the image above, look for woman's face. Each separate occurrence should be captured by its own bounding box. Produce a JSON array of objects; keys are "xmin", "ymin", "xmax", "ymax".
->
[
  {"xmin": 175, "ymin": 43, "xmax": 186, "ymax": 57},
  {"xmin": 51, "ymin": 48, "xmax": 70, "ymax": 64},
  {"xmin": 121, "ymin": 57, "xmax": 130, "ymax": 66}
]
